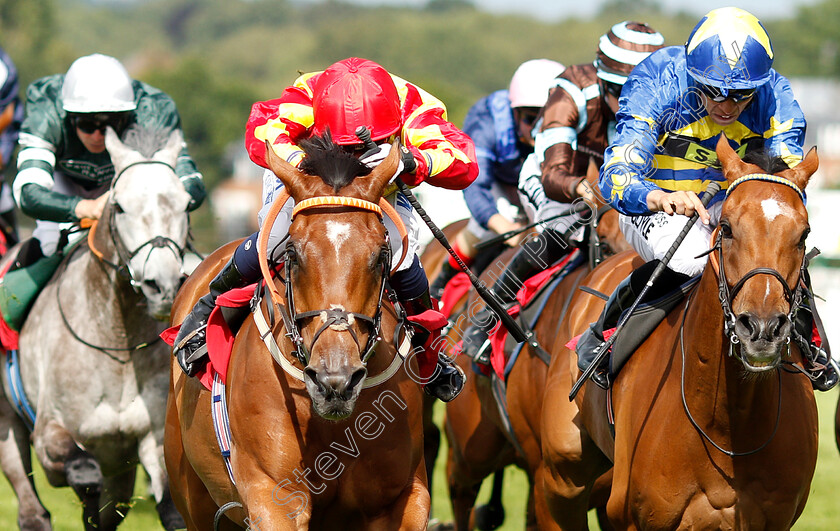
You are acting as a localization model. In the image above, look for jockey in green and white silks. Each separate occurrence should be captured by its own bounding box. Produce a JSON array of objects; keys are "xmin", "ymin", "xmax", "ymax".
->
[{"xmin": 14, "ymin": 54, "xmax": 205, "ymax": 256}]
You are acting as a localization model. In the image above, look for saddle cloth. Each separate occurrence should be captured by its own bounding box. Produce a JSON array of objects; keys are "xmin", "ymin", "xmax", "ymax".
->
[{"xmin": 162, "ymin": 285, "xmax": 257, "ymax": 391}]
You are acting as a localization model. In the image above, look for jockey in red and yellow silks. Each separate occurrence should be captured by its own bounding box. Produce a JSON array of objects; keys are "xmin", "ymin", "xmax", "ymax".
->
[
  {"xmin": 175, "ymin": 58, "xmax": 478, "ymax": 403},
  {"xmin": 245, "ymin": 67, "xmax": 476, "ymax": 191}
]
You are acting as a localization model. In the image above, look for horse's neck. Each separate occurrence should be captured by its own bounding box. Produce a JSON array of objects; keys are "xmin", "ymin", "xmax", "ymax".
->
[
  {"xmin": 683, "ymin": 266, "xmax": 776, "ymax": 420},
  {"xmin": 78, "ymin": 245, "xmax": 150, "ymax": 339}
]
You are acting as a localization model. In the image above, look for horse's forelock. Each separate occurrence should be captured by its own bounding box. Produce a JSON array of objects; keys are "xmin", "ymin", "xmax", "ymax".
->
[
  {"xmin": 298, "ymin": 132, "xmax": 372, "ymax": 192},
  {"xmin": 121, "ymin": 125, "xmax": 173, "ymax": 158},
  {"xmin": 741, "ymin": 150, "xmax": 790, "ymax": 175}
]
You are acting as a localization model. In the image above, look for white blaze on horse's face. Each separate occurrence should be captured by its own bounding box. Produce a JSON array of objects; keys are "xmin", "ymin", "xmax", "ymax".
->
[
  {"xmin": 760, "ymin": 198, "xmax": 783, "ymax": 222},
  {"xmin": 325, "ymin": 220, "xmax": 352, "ymax": 251}
]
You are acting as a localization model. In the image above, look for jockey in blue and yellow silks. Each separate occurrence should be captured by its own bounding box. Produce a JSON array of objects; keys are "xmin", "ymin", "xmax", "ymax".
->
[{"xmin": 576, "ymin": 7, "xmax": 837, "ymax": 391}]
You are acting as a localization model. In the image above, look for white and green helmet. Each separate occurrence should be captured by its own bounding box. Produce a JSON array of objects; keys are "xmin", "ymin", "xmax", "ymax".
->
[{"xmin": 61, "ymin": 54, "xmax": 137, "ymax": 114}]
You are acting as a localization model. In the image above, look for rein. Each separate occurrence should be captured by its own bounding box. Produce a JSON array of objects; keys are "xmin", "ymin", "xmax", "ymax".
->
[
  {"xmin": 678, "ymin": 172, "xmax": 810, "ymax": 455},
  {"xmin": 55, "ymin": 243, "xmax": 159, "ymax": 363},
  {"xmin": 256, "ymin": 189, "xmax": 410, "ymax": 382},
  {"xmin": 679, "ymin": 289, "xmax": 782, "ymax": 457}
]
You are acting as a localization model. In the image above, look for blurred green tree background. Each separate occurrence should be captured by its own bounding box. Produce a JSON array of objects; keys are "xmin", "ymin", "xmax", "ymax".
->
[{"xmin": 1, "ymin": 0, "xmax": 837, "ymax": 249}]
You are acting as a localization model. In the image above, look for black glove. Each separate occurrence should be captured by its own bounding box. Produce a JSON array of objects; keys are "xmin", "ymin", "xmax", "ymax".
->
[{"xmin": 399, "ymin": 145, "xmax": 417, "ymax": 174}]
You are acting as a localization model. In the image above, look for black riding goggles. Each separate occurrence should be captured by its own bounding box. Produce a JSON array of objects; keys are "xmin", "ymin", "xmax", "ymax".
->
[
  {"xmin": 698, "ymin": 83, "xmax": 756, "ymax": 103},
  {"xmin": 604, "ymin": 82, "xmax": 623, "ymax": 99},
  {"xmin": 72, "ymin": 113, "xmax": 131, "ymax": 135}
]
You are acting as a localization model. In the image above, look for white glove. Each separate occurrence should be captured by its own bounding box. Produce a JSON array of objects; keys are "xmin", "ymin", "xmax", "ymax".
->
[
  {"xmin": 360, "ymin": 143, "xmax": 404, "ymax": 184},
  {"xmin": 360, "ymin": 143, "xmax": 392, "ymax": 168}
]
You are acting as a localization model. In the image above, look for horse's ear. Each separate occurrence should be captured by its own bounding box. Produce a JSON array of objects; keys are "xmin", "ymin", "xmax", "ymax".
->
[
  {"xmin": 782, "ymin": 147, "xmax": 819, "ymax": 191},
  {"xmin": 153, "ymin": 129, "xmax": 184, "ymax": 167},
  {"xmin": 105, "ymin": 127, "xmax": 141, "ymax": 172},
  {"xmin": 356, "ymin": 139, "xmax": 401, "ymax": 201},
  {"xmin": 265, "ymin": 140, "xmax": 313, "ymax": 200},
  {"xmin": 716, "ymin": 133, "xmax": 750, "ymax": 184}
]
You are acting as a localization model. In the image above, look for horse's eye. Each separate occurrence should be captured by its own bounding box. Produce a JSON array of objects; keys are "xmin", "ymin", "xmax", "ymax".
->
[
  {"xmin": 799, "ymin": 227, "xmax": 810, "ymax": 249},
  {"xmin": 720, "ymin": 221, "xmax": 733, "ymax": 239},
  {"xmin": 113, "ymin": 201, "xmax": 125, "ymax": 214}
]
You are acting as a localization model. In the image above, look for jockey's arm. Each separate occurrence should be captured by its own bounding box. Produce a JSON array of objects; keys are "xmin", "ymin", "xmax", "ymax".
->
[{"xmin": 535, "ymin": 88, "xmax": 588, "ymax": 204}]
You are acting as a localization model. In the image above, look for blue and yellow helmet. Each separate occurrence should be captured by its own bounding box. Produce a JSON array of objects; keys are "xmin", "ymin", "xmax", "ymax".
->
[{"xmin": 685, "ymin": 7, "xmax": 773, "ymax": 91}]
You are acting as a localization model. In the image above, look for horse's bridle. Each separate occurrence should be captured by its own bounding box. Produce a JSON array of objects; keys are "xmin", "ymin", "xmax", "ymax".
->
[
  {"xmin": 88, "ymin": 160, "xmax": 190, "ymax": 293},
  {"xmin": 708, "ymin": 173, "xmax": 808, "ymax": 369},
  {"xmin": 258, "ymin": 191, "xmax": 408, "ymax": 370},
  {"xmin": 280, "ymin": 231, "xmax": 391, "ymax": 366}
]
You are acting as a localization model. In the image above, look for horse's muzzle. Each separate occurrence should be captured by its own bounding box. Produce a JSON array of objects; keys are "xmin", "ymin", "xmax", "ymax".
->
[
  {"xmin": 733, "ymin": 311, "xmax": 792, "ymax": 369},
  {"xmin": 304, "ymin": 364, "xmax": 368, "ymax": 420}
]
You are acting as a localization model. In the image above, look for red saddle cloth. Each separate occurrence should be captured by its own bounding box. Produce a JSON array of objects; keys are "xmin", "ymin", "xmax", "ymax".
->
[
  {"xmin": 161, "ymin": 284, "xmax": 257, "ymax": 391},
  {"xmin": 0, "ymin": 260, "xmax": 19, "ymax": 351},
  {"xmin": 486, "ymin": 254, "xmax": 575, "ymax": 379},
  {"xmin": 439, "ymin": 272, "xmax": 471, "ymax": 318}
]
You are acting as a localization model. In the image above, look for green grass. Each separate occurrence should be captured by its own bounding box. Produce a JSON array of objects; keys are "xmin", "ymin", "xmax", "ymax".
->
[{"xmin": 1, "ymin": 389, "xmax": 837, "ymax": 529}]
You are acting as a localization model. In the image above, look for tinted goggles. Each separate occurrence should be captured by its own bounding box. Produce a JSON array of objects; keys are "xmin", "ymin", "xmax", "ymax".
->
[
  {"xmin": 698, "ymin": 84, "xmax": 756, "ymax": 103},
  {"xmin": 604, "ymin": 82, "xmax": 623, "ymax": 99},
  {"xmin": 515, "ymin": 108, "xmax": 541, "ymax": 128},
  {"xmin": 72, "ymin": 114, "xmax": 129, "ymax": 135}
]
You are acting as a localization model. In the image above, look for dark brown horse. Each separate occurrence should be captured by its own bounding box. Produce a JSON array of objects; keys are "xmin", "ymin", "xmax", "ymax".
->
[
  {"xmin": 165, "ymin": 136, "xmax": 430, "ymax": 530},
  {"xmin": 441, "ymin": 202, "xmax": 630, "ymax": 530},
  {"xmin": 538, "ymin": 136, "xmax": 820, "ymax": 529}
]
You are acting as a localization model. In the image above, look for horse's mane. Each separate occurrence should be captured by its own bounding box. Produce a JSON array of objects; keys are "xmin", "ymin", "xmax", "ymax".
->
[
  {"xmin": 742, "ymin": 149, "xmax": 790, "ymax": 174},
  {"xmin": 299, "ymin": 131, "xmax": 372, "ymax": 191},
  {"xmin": 121, "ymin": 125, "xmax": 173, "ymax": 158}
]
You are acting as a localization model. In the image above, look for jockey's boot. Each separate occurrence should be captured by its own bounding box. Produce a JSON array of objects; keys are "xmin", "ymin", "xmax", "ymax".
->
[
  {"xmin": 429, "ymin": 261, "xmax": 460, "ymax": 301},
  {"xmin": 174, "ymin": 256, "xmax": 249, "ymax": 376},
  {"xmin": 461, "ymin": 229, "xmax": 569, "ymax": 364},
  {"xmin": 576, "ymin": 260, "xmax": 689, "ymax": 389},
  {"xmin": 402, "ymin": 289, "xmax": 465, "ymax": 402},
  {"xmin": 793, "ymin": 301, "xmax": 838, "ymax": 392}
]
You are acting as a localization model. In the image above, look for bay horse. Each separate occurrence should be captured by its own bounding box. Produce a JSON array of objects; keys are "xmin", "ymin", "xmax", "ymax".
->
[
  {"xmin": 538, "ymin": 135, "xmax": 820, "ymax": 529},
  {"xmin": 442, "ymin": 199, "xmax": 630, "ymax": 530},
  {"xmin": 165, "ymin": 135, "xmax": 429, "ymax": 529},
  {"xmin": 0, "ymin": 126, "xmax": 191, "ymax": 529}
]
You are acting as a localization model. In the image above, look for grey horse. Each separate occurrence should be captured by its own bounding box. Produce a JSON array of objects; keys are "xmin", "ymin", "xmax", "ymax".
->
[{"xmin": 0, "ymin": 126, "xmax": 190, "ymax": 530}]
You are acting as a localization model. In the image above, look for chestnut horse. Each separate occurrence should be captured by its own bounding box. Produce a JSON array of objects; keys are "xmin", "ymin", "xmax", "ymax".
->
[
  {"xmin": 166, "ymin": 136, "xmax": 429, "ymax": 529},
  {"xmin": 442, "ymin": 204, "xmax": 630, "ymax": 530},
  {"xmin": 538, "ymin": 136, "xmax": 820, "ymax": 529}
]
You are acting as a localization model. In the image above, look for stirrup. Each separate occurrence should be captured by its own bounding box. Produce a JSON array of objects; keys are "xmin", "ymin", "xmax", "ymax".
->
[
  {"xmin": 806, "ymin": 347, "xmax": 839, "ymax": 392},
  {"xmin": 174, "ymin": 323, "xmax": 209, "ymax": 362},
  {"xmin": 424, "ymin": 358, "xmax": 466, "ymax": 402}
]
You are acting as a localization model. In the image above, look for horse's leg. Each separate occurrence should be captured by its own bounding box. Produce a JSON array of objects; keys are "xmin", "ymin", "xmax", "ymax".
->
[
  {"xmin": 365, "ymin": 464, "xmax": 431, "ymax": 531},
  {"xmin": 0, "ymin": 396, "xmax": 51, "ymax": 530},
  {"xmin": 473, "ymin": 470, "xmax": 505, "ymax": 530},
  {"xmin": 33, "ymin": 418, "xmax": 102, "ymax": 530},
  {"xmin": 423, "ymin": 393, "xmax": 441, "ymax": 494},
  {"xmin": 98, "ymin": 468, "xmax": 136, "ymax": 531},
  {"xmin": 536, "ymin": 367, "xmax": 611, "ymax": 530},
  {"xmin": 138, "ymin": 429, "xmax": 186, "ymax": 530}
]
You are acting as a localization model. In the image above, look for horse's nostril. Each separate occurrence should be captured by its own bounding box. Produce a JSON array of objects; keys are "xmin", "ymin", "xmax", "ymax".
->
[
  {"xmin": 143, "ymin": 279, "xmax": 161, "ymax": 294},
  {"xmin": 766, "ymin": 314, "xmax": 791, "ymax": 341},
  {"xmin": 735, "ymin": 313, "xmax": 759, "ymax": 340}
]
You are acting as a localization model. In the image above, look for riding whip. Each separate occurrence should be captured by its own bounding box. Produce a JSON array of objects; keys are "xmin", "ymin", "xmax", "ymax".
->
[
  {"xmin": 355, "ymin": 126, "xmax": 531, "ymax": 344},
  {"xmin": 569, "ymin": 180, "xmax": 722, "ymax": 400}
]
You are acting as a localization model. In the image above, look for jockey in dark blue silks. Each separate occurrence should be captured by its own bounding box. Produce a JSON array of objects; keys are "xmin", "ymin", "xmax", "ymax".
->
[
  {"xmin": 0, "ymin": 54, "xmax": 205, "ymax": 332},
  {"xmin": 429, "ymin": 59, "xmax": 565, "ymax": 298},
  {"xmin": 576, "ymin": 7, "xmax": 837, "ymax": 391},
  {"xmin": 0, "ymin": 44, "xmax": 24, "ymax": 247}
]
